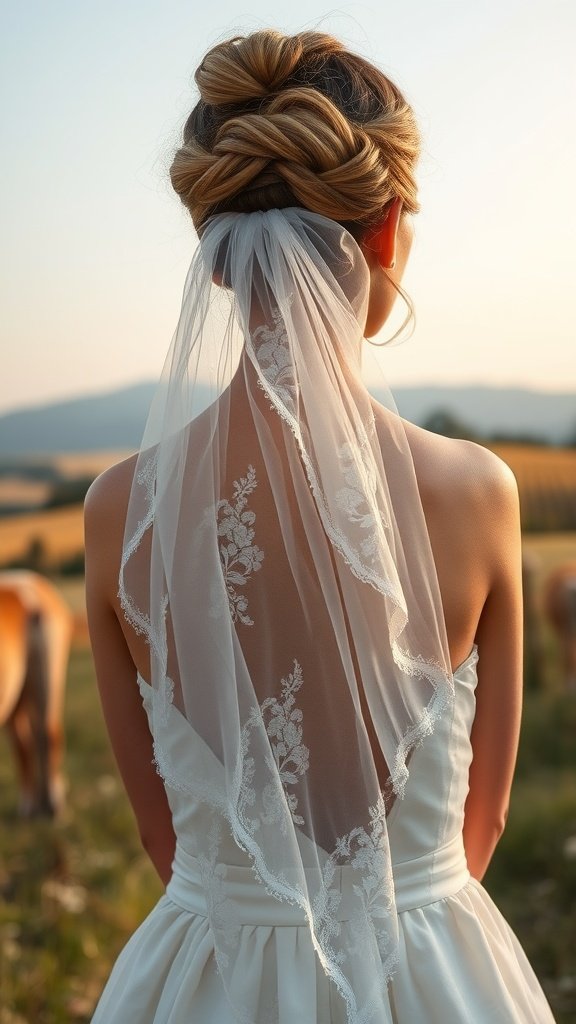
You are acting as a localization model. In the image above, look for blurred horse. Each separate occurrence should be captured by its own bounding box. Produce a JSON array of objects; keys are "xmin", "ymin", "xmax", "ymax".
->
[
  {"xmin": 0, "ymin": 571, "xmax": 73, "ymax": 816},
  {"xmin": 543, "ymin": 561, "xmax": 576, "ymax": 693}
]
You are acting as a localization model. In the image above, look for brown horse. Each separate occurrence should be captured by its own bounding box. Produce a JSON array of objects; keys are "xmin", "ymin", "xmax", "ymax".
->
[
  {"xmin": 0, "ymin": 571, "xmax": 73, "ymax": 816},
  {"xmin": 542, "ymin": 560, "xmax": 576, "ymax": 693}
]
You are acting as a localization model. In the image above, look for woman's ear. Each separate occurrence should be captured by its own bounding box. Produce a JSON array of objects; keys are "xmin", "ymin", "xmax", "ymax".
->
[{"xmin": 361, "ymin": 197, "xmax": 403, "ymax": 270}]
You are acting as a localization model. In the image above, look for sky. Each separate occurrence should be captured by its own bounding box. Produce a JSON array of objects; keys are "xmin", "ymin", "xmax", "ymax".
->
[{"xmin": 1, "ymin": 0, "xmax": 574, "ymax": 415}]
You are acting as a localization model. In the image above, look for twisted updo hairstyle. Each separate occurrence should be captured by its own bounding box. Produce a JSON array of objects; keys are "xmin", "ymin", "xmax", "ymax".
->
[{"xmin": 170, "ymin": 29, "xmax": 421, "ymax": 238}]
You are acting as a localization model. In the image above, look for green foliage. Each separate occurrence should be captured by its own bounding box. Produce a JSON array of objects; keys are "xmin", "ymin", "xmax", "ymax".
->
[
  {"xmin": 1, "ymin": 537, "xmax": 85, "ymax": 577},
  {"xmin": 485, "ymin": 783, "xmax": 576, "ymax": 1019},
  {"xmin": 43, "ymin": 477, "xmax": 95, "ymax": 510},
  {"xmin": 420, "ymin": 407, "xmax": 479, "ymax": 440},
  {"xmin": 488, "ymin": 431, "xmax": 552, "ymax": 445},
  {"xmin": 564, "ymin": 419, "xmax": 576, "ymax": 447},
  {"xmin": 3, "ymin": 535, "xmax": 50, "ymax": 573},
  {"xmin": 0, "ymin": 649, "xmax": 162, "ymax": 1023},
  {"xmin": 58, "ymin": 551, "xmax": 86, "ymax": 577},
  {"xmin": 0, "ymin": 461, "xmax": 61, "ymax": 484},
  {"xmin": 482, "ymin": 677, "xmax": 576, "ymax": 1021},
  {"xmin": 515, "ymin": 692, "xmax": 576, "ymax": 776}
]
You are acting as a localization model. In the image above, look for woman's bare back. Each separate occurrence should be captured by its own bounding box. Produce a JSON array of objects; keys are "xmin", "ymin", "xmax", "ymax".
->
[
  {"xmin": 86, "ymin": 407, "xmax": 523, "ymax": 878},
  {"xmin": 93, "ymin": 412, "xmax": 515, "ymax": 682},
  {"xmin": 397, "ymin": 418, "xmax": 492, "ymax": 671}
]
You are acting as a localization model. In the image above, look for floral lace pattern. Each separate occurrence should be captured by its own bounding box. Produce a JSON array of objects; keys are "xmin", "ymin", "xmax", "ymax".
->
[
  {"xmin": 234, "ymin": 660, "xmax": 397, "ymax": 1009},
  {"xmin": 237, "ymin": 660, "xmax": 310, "ymax": 835},
  {"xmin": 335, "ymin": 440, "xmax": 388, "ymax": 562},
  {"xmin": 260, "ymin": 661, "xmax": 310, "ymax": 827},
  {"xmin": 249, "ymin": 310, "xmax": 405, "ymax": 610},
  {"xmin": 251, "ymin": 309, "xmax": 297, "ymax": 412},
  {"xmin": 304, "ymin": 796, "xmax": 398, "ymax": 1016},
  {"xmin": 214, "ymin": 465, "xmax": 264, "ymax": 626},
  {"xmin": 118, "ymin": 449, "xmax": 162, "ymax": 657}
]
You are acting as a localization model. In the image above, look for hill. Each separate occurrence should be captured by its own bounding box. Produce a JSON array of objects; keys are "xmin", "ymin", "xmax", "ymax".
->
[
  {"xmin": 0, "ymin": 381, "xmax": 574, "ymax": 455},
  {"xmin": 390, "ymin": 385, "xmax": 576, "ymax": 444},
  {"xmin": 0, "ymin": 383, "xmax": 157, "ymax": 457}
]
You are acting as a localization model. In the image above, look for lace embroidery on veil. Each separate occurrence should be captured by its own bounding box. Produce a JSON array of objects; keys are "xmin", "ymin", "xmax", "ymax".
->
[{"xmin": 212, "ymin": 466, "xmax": 264, "ymax": 626}]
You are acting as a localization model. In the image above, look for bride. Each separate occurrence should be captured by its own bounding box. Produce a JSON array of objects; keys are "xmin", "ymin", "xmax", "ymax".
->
[{"xmin": 85, "ymin": 28, "xmax": 555, "ymax": 1023}]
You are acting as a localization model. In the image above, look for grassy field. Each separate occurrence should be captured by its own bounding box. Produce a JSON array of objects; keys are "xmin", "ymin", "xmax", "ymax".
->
[
  {"xmin": 0, "ymin": 615, "xmax": 575, "ymax": 1021},
  {"xmin": 0, "ymin": 645, "xmax": 162, "ymax": 1024}
]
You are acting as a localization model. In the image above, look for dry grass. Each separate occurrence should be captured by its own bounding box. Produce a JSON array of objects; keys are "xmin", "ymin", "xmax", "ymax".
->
[
  {"xmin": 489, "ymin": 443, "xmax": 576, "ymax": 483},
  {"xmin": 488, "ymin": 443, "xmax": 576, "ymax": 531},
  {"xmin": 0, "ymin": 504, "xmax": 85, "ymax": 565},
  {"xmin": 50, "ymin": 451, "xmax": 133, "ymax": 479},
  {"xmin": 0, "ymin": 452, "xmax": 132, "ymax": 567},
  {"xmin": 0, "ymin": 480, "xmax": 51, "ymax": 506},
  {"xmin": 0, "ymin": 447, "xmax": 131, "ymax": 519}
]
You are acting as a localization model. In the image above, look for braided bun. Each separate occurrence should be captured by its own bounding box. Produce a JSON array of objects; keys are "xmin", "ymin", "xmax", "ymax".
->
[
  {"xmin": 195, "ymin": 30, "xmax": 341, "ymax": 105},
  {"xmin": 170, "ymin": 30, "xmax": 420, "ymax": 233}
]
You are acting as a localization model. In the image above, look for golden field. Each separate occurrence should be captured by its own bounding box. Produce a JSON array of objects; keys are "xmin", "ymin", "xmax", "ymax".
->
[
  {"xmin": 490, "ymin": 442, "xmax": 576, "ymax": 482},
  {"xmin": 490, "ymin": 443, "xmax": 576, "ymax": 532},
  {"xmin": 49, "ymin": 451, "xmax": 133, "ymax": 478},
  {"xmin": 1, "ymin": 440, "xmax": 575, "ymax": 567},
  {"xmin": 0, "ymin": 451, "xmax": 132, "ymax": 566},
  {"xmin": 0, "ymin": 504, "xmax": 86, "ymax": 567}
]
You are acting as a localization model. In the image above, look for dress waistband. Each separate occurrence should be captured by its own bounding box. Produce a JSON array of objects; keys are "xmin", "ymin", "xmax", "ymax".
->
[
  {"xmin": 165, "ymin": 832, "xmax": 470, "ymax": 925},
  {"xmin": 392, "ymin": 833, "xmax": 470, "ymax": 913}
]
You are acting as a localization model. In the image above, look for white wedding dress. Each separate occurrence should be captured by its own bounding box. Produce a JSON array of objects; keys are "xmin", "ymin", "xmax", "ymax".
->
[
  {"xmin": 94, "ymin": 209, "xmax": 556, "ymax": 1021},
  {"xmin": 91, "ymin": 641, "xmax": 555, "ymax": 1023}
]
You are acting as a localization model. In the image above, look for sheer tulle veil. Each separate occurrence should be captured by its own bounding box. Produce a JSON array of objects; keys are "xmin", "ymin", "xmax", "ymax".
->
[{"xmin": 119, "ymin": 206, "xmax": 454, "ymax": 1023}]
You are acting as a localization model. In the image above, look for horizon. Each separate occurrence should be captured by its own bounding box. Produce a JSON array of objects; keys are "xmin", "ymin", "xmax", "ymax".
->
[{"xmin": 1, "ymin": 376, "xmax": 576, "ymax": 420}]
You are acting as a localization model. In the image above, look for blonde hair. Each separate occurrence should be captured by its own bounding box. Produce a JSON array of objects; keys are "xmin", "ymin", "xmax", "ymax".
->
[{"xmin": 170, "ymin": 29, "xmax": 421, "ymax": 236}]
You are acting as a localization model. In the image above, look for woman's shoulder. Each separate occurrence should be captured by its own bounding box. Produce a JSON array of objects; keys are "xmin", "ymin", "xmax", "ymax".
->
[
  {"xmin": 397, "ymin": 418, "xmax": 521, "ymax": 595},
  {"xmin": 396, "ymin": 415, "xmax": 519, "ymax": 508},
  {"xmin": 84, "ymin": 454, "xmax": 140, "ymax": 602},
  {"xmin": 84, "ymin": 452, "xmax": 139, "ymax": 532}
]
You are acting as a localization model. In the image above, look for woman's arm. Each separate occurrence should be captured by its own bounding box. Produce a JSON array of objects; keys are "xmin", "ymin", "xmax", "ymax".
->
[
  {"xmin": 463, "ymin": 455, "xmax": 524, "ymax": 881},
  {"xmin": 84, "ymin": 467, "xmax": 176, "ymax": 886}
]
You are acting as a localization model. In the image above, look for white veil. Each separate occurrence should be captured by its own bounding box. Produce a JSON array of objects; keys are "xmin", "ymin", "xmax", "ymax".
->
[{"xmin": 119, "ymin": 206, "xmax": 454, "ymax": 1023}]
